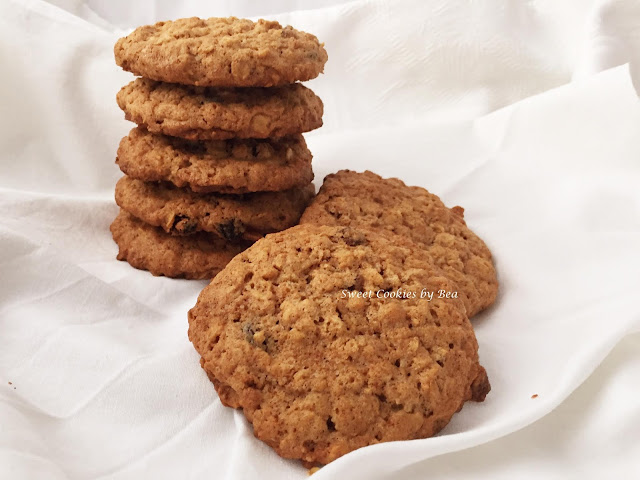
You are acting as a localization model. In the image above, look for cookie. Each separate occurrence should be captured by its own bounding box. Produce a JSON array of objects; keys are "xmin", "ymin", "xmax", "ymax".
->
[
  {"xmin": 114, "ymin": 17, "xmax": 328, "ymax": 87},
  {"xmin": 115, "ymin": 176, "xmax": 315, "ymax": 241},
  {"xmin": 110, "ymin": 210, "xmax": 247, "ymax": 279},
  {"xmin": 299, "ymin": 170, "xmax": 498, "ymax": 317},
  {"xmin": 188, "ymin": 224, "xmax": 490, "ymax": 465},
  {"xmin": 116, "ymin": 127, "xmax": 314, "ymax": 194},
  {"xmin": 116, "ymin": 79, "xmax": 323, "ymax": 140}
]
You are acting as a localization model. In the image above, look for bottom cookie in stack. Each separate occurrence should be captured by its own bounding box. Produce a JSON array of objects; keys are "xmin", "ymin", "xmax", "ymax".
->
[{"xmin": 111, "ymin": 210, "xmax": 249, "ymax": 279}]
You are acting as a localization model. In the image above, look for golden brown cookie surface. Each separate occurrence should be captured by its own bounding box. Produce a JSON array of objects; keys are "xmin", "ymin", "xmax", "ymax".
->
[
  {"xmin": 116, "ymin": 128, "xmax": 314, "ymax": 194},
  {"xmin": 114, "ymin": 17, "xmax": 328, "ymax": 87},
  {"xmin": 188, "ymin": 224, "xmax": 490, "ymax": 465},
  {"xmin": 300, "ymin": 170, "xmax": 498, "ymax": 316},
  {"xmin": 110, "ymin": 210, "xmax": 247, "ymax": 279},
  {"xmin": 115, "ymin": 176, "xmax": 315, "ymax": 241},
  {"xmin": 116, "ymin": 79, "xmax": 323, "ymax": 140}
]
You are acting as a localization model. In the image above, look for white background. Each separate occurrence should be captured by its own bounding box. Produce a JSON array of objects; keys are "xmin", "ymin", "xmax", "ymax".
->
[{"xmin": 1, "ymin": 0, "xmax": 639, "ymax": 479}]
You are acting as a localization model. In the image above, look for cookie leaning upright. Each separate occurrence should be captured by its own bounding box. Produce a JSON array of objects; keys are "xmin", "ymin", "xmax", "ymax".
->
[
  {"xmin": 300, "ymin": 170, "xmax": 498, "ymax": 317},
  {"xmin": 188, "ymin": 224, "xmax": 490, "ymax": 465},
  {"xmin": 114, "ymin": 17, "xmax": 328, "ymax": 87},
  {"xmin": 110, "ymin": 17, "xmax": 327, "ymax": 279}
]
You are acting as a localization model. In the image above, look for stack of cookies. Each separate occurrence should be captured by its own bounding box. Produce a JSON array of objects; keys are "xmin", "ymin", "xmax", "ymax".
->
[{"xmin": 109, "ymin": 17, "xmax": 328, "ymax": 279}]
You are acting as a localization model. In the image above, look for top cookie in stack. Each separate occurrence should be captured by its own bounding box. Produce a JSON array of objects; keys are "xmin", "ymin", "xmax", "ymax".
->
[
  {"xmin": 110, "ymin": 17, "xmax": 327, "ymax": 279},
  {"xmin": 114, "ymin": 17, "xmax": 327, "ymax": 87}
]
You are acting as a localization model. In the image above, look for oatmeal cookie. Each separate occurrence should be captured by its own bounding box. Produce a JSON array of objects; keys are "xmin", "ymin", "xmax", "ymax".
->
[
  {"xmin": 110, "ymin": 210, "xmax": 247, "ymax": 279},
  {"xmin": 300, "ymin": 171, "xmax": 498, "ymax": 316},
  {"xmin": 188, "ymin": 224, "xmax": 490, "ymax": 464},
  {"xmin": 115, "ymin": 176, "xmax": 315, "ymax": 241},
  {"xmin": 116, "ymin": 79, "xmax": 323, "ymax": 140},
  {"xmin": 114, "ymin": 17, "xmax": 327, "ymax": 87},
  {"xmin": 116, "ymin": 128, "xmax": 313, "ymax": 193}
]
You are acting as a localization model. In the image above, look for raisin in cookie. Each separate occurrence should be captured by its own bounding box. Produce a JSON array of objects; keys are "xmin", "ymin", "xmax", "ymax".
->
[
  {"xmin": 110, "ymin": 210, "xmax": 248, "ymax": 279},
  {"xmin": 116, "ymin": 128, "xmax": 313, "ymax": 194},
  {"xmin": 115, "ymin": 17, "xmax": 327, "ymax": 87},
  {"xmin": 115, "ymin": 176, "xmax": 315, "ymax": 241},
  {"xmin": 116, "ymin": 79, "xmax": 323, "ymax": 140},
  {"xmin": 188, "ymin": 224, "xmax": 490, "ymax": 465},
  {"xmin": 300, "ymin": 170, "xmax": 498, "ymax": 316}
]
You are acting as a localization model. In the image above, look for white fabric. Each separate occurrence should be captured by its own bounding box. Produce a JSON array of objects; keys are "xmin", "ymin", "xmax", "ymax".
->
[{"xmin": 1, "ymin": 0, "xmax": 639, "ymax": 479}]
